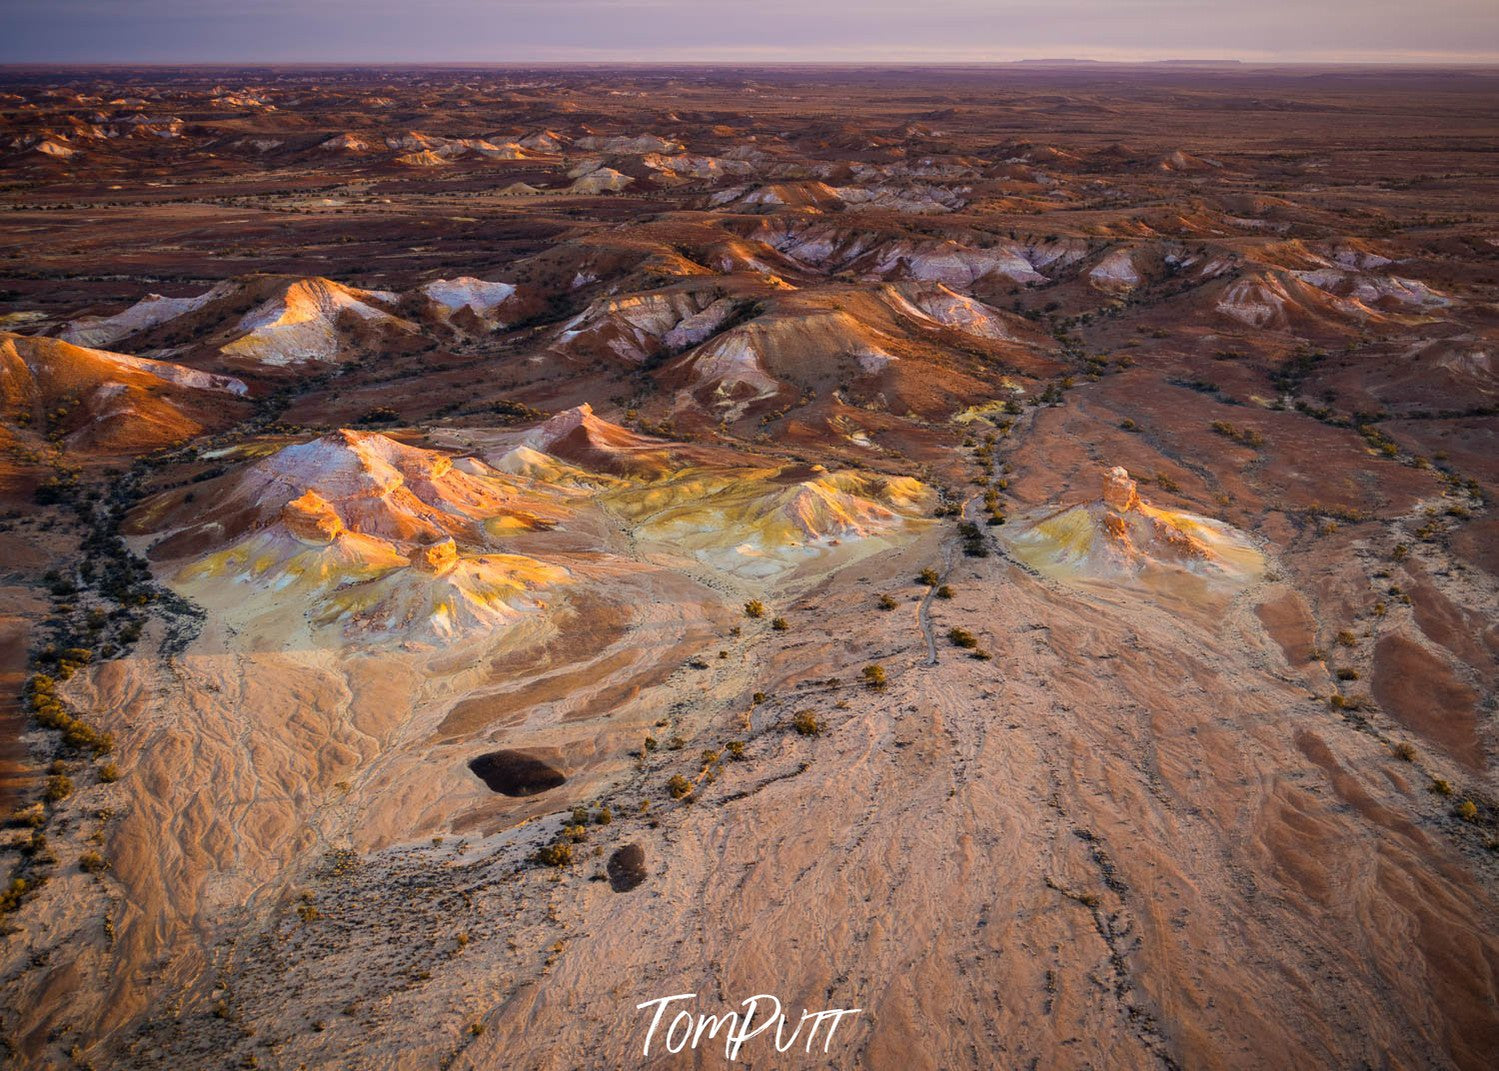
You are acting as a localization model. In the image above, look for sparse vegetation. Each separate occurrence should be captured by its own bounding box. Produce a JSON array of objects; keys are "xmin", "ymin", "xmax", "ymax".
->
[
  {"xmin": 743, "ymin": 600, "xmax": 766, "ymax": 619},
  {"xmin": 862, "ymin": 664, "xmax": 887, "ymax": 689},
  {"xmin": 947, "ymin": 627, "xmax": 979, "ymax": 649},
  {"xmin": 1210, "ymin": 421, "xmax": 1264, "ymax": 448},
  {"xmin": 791, "ymin": 710, "xmax": 822, "ymax": 736},
  {"xmin": 957, "ymin": 521, "xmax": 989, "ymax": 556},
  {"xmin": 534, "ymin": 841, "xmax": 574, "ymax": 867}
]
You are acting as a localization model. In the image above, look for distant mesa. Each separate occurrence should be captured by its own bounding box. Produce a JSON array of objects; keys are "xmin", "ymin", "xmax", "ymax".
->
[
  {"xmin": 60, "ymin": 284, "xmax": 234, "ymax": 349},
  {"xmin": 419, "ymin": 277, "xmax": 520, "ymax": 326},
  {"xmin": 318, "ymin": 132, "xmax": 376, "ymax": 154},
  {"xmin": 1158, "ymin": 149, "xmax": 1220, "ymax": 172},
  {"xmin": 883, "ymin": 282, "xmax": 1030, "ymax": 341},
  {"xmin": 567, "ymin": 167, "xmax": 634, "ymax": 195},
  {"xmin": 574, "ymin": 133, "xmax": 682, "ymax": 154},
  {"xmin": 394, "ymin": 149, "xmax": 449, "ymax": 168},
  {"xmin": 219, "ymin": 277, "xmax": 417, "ymax": 366}
]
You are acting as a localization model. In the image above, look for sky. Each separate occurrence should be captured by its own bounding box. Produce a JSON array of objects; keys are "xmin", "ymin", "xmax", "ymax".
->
[{"xmin": 2, "ymin": 0, "xmax": 1497, "ymax": 65}]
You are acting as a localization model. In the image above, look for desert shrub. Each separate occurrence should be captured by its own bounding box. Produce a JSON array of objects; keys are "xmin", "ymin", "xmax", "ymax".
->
[
  {"xmin": 877, "ymin": 594, "xmax": 897, "ymax": 610},
  {"xmin": 98, "ymin": 762, "xmax": 120, "ymax": 783},
  {"xmin": 1454, "ymin": 800, "xmax": 1479, "ymax": 822},
  {"xmin": 666, "ymin": 775, "xmax": 692, "ymax": 800},
  {"xmin": 10, "ymin": 803, "xmax": 45, "ymax": 828},
  {"xmin": 791, "ymin": 710, "xmax": 822, "ymax": 737},
  {"xmin": 947, "ymin": 627, "xmax": 979, "ymax": 649},
  {"xmin": 1335, "ymin": 668, "xmax": 1360, "ymax": 681},
  {"xmin": 354, "ymin": 406, "xmax": 399, "ymax": 426},
  {"xmin": 0, "ymin": 878, "xmax": 26, "ymax": 914},
  {"xmin": 563, "ymin": 824, "xmax": 588, "ymax": 843},
  {"xmin": 725, "ymin": 741, "xmax": 746, "ymax": 761},
  {"xmin": 744, "ymin": 600, "xmax": 765, "ymax": 619},
  {"xmin": 1336, "ymin": 631, "xmax": 1357, "ymax": 647},
  {"xmin": 862, "ymin": 664, "xmax": 887, "ymax": 689},
  {"xmin": 44, "ymin": 774, "xmax": 73, "ymax": 802},
  {"xmin": 918, "ymin": 568, "xmax": 940, "ymax": 586},
  {"xmin": 534, "ymin": 841, "xmax": 573, "ymax": 867},
  {"xmin": 936, "ymin": 585, "xmax": 954, "ymax": 599},
  {"xmin": 1392, "ymin": 741, "xmax": 1417, "ymax": 762},
  {"xmin": 771, "ymin": 617, "xmax": 789, "ymax": 631},
  {"xmin": 957, "ymin": 522, "xmax": 989, "ymax": 557},
  {"xmin": 1210, "ymin": 421, "xmax": 1264, "ymax": 448},
  {"xmin": 1430, "ymin": 778, "xmax": 1453, "ymax": 797},
  {"xmin": 78, "ymin": 851, "xmax": 108, "ymax": 874},
  {"xmin": 492, "ymin": 399, "xmax": 546, "ymax": 422}
]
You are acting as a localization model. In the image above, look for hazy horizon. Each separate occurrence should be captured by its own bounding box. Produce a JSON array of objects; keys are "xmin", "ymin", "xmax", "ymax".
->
[{"xmin": 3, "ymin": 0, "xmax": 1498, "ymax": 66}]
